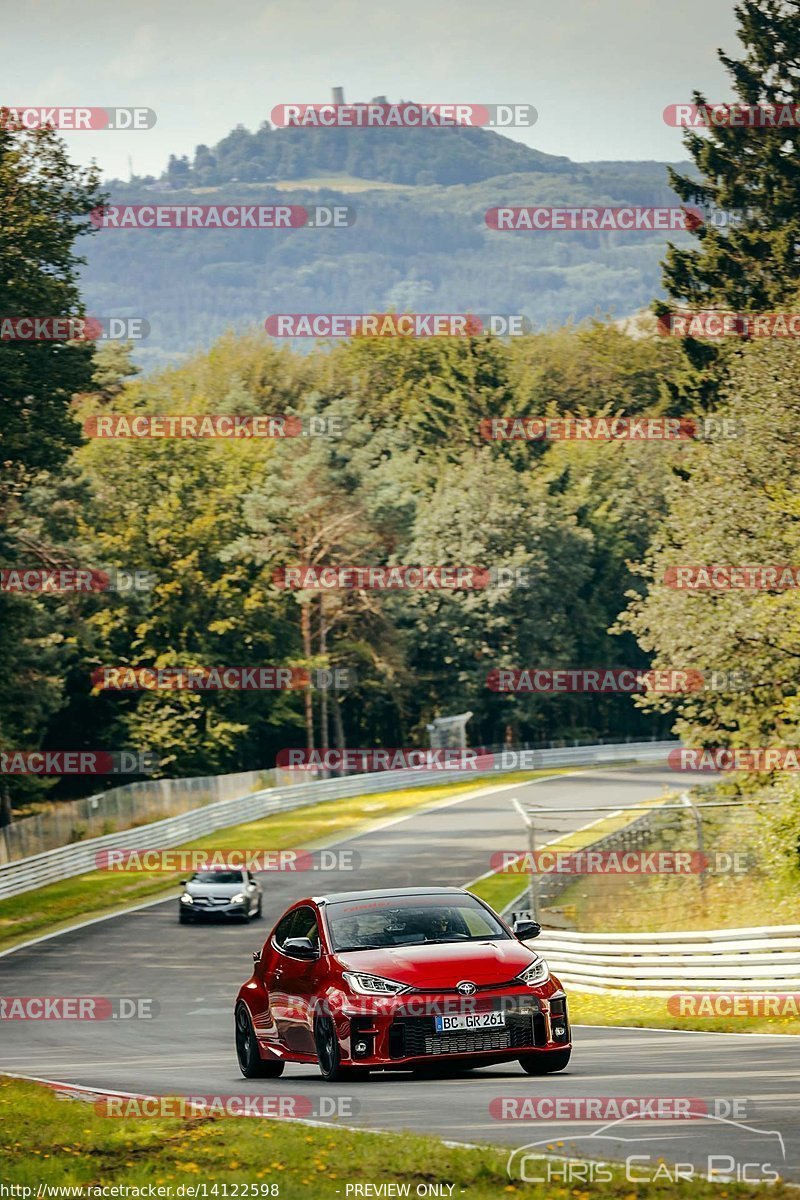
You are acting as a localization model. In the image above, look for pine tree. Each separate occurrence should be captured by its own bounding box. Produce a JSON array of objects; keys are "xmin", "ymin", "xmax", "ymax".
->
[{"xmin": 656, "ymin": 0, "xmax": 800, "ymax": 401}]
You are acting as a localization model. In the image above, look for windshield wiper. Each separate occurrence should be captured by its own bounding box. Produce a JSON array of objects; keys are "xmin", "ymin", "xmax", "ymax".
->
[{"xmin": 335, "ymin": 943, "xmax": 388, "ymax": 952}]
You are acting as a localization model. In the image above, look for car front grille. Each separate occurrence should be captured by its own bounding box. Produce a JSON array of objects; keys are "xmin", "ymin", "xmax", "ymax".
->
[{"xmin": 388, "ymin": 1011, "xmax": 544, "ymax": 1059}]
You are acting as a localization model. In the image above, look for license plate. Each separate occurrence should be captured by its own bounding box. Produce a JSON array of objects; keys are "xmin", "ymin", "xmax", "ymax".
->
[{"xmin": 434, "ymin": 1011, "xmax": 506, "ymax": 1033}]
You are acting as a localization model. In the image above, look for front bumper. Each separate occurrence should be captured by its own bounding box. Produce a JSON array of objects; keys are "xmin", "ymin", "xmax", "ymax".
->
[
  {"xmin": 182, "ymin": 899, "xmax": 249, "ymax": 919},
  {"xmin": 330, "ymin": 980, "xmax": 570, "ymax": 1067}
]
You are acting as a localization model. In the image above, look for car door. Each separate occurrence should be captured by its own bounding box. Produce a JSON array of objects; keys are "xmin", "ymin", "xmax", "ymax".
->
[
  {"xmin": 272, "ymin": 905, "xmax": 320, "ymax": 1055},
  {"xmin": 249, "ymin": 910, "xmax": 296, "ymax": 1045}
]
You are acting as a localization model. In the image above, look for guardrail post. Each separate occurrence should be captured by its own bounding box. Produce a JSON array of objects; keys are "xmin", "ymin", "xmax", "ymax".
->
[{"xmin": 681, "ymin": 791, "xmax": 707, "ymax": 904}]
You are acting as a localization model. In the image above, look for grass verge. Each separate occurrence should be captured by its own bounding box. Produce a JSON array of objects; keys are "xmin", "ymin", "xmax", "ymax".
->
[
  {"xmin": 568, "ymin": 989, "xmax": 799, "ymax": 1036},
  {"xmin": 1, "ymin": 1076, "xmax": 795, "ymax": 1198},
  {"xmin": 0, "ymin": 770, "xmax": 559, "ymax": 954}
]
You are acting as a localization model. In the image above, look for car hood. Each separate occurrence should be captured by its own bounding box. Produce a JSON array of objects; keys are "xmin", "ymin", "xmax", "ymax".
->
[
  {"xmin": 185, "ymin": 881, "xmax": 243, "ymax": 897},
  {"xmin": 334, "ymin": 939, "xmax": 538, "ymax": 987}
]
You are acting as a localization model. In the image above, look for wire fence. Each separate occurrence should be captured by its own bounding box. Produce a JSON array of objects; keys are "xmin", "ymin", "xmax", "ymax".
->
[{"xmin": 507, "ymin": 789, "xmax": 794, "ymax": 933}]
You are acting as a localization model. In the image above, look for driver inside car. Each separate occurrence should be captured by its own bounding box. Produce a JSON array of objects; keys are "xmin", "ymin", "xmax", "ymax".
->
[{"xmin": 426, "ymin": 910, "xmax": 453, "ymax": 939}]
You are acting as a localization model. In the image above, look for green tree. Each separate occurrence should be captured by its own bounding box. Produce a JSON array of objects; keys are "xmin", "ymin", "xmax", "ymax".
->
[
  {"xmin": 657, "ymin": 0, "xmax": 800, "ymax": 401},
  {"xmin": 0, "ymin": 117, "xmax": 103, "ymax": 822},
  {"xmin": 620, "ymin": 338, "xmax": 800, "ymax": 762},
  {"xmin": 397, "ymin": 450, "xmax": 594, "ymax": 745},
  {"xmin": 74, "ymin": 336, "xmax": 305, "ymax": 777}
]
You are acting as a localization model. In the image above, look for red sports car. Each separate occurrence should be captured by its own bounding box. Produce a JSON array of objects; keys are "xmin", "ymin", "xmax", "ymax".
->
[{"xmin": 235, "ymin": 886, "xmax": 571, "ymax": 1081}]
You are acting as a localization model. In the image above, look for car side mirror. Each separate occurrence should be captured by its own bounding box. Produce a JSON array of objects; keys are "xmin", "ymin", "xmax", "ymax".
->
[
  {"xmin": 179, "ymin": 880, "xmax": 187, "ymax": 887},
  {"xmin": 283, "ymin": 937, "xmax": 318, "ymax": 960},
  {"xmin": 513, "ymin": 919, "xmax": 541, "ymax": 940},
  {"xmin": 252, "ymin": 949, "xmax": 261, "ymax": 964}
]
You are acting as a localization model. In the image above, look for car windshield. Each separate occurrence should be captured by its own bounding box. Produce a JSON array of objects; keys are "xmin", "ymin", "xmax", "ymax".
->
[
  {"xmin": 325, "ymin": 895, "xmax": 510, "ymax": 952},
  {"xmin": 190, "ymin": 871, "xmax": 244, "ymax": 884}
]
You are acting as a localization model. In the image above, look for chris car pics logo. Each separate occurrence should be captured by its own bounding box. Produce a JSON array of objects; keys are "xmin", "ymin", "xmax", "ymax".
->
[{"xmin": 506, "ymin": 1112, "xmax": 785, "ymax": 1186}]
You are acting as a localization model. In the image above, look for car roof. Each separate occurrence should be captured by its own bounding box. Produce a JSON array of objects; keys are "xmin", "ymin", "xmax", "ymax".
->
[{"xmin": 310, "ymin": 886, "xmax": 469, "ymax": 905}]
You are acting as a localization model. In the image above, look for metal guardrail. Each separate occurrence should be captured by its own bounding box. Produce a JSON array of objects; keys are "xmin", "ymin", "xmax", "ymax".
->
[
  {"xmin": 528, "ymin": 926, "xmax": 800, "ymax": 994},
  {"xmin": 0, "ymin": 768, "xmax": 279, "ymax": 864},
  {"xmin": 0, "ymin": 739, "xmax": 676, "ymax": 901}
]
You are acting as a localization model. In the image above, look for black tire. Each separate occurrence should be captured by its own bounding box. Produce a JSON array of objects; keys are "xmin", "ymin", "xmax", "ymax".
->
[
  {"xmin": 179, "ymin": 909, "xmax": 192, "ymax": 924},
  {"xmin": 314, "ymin": 1014, "xmax": 365, "ymax": 1082},
  {"xmin": 235, "ymin": 1002, "xmax": 285, "ymax": 1078},
  {"xmin": 518, "ymin": 1048, "xmax": 571, "ymax": 1074},
  {"xmin": 255, "ymin": 897, "xmax": 263, "ymax": 919}
]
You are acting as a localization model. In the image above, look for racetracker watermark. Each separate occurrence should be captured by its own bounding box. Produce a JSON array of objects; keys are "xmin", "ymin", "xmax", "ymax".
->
[
  {"xmin": 664, "ymin": 102, "xmax": 800, "ymax": 127},
  {"xmin": 487, "ymin": 667, "xmax": 709, "ymax": 693},
  {"xmin": 271, "ymin": 102, "xmax": 537, "ymax": 128},
  {"xmin": 95, "ymin": 1094, "xmax": 357, "ymax": 1119},
  {"xmin": 678, "ymin": 205, "xmax": 764, "ymax": 229},
  {"xmin": 657, "ymin": 311, "xmax": 800, "ymax": 338},
  {"xmin": 95, "ymin": 848, "xmax": 359, "ymax": 871},
  {"xmin": 667, "ymin": 993, "xmax": 800, "ymax": 1017},
  {"xmin": 91, "ymin": 666, "xmax": 352, "ymax": 690},
  {"xmin": 479, "ymin": 416, "xmax": 741, "ymax": 441},
  {"xmin": 273, "ymin": 565, "xmax": 530, "ymax": 589},
  {"xmin": 264, "ymin": 313, "xmax": 531, "ymax": 337},
  {"xmin": 490, "ymin": 1097, "xmax": 746, "ymax": 1120},
  {"xmin": 0, "ymin": 997, "xmax": 158, "ymax": 1019},
  {"xmin": 0, "ymin": 316, "xmax": 149, "ymax": 341},
  {"xmin": 89, "ymin": 204, "xmax": 353, "ymax": 229},
  {"xmin": 668, "ymin": 747, "xmax": 800, "ymax": 771},
  {"xmin": 0, "ymin": 106, "xmax": 156, "ymax": 130},
  {"xmin": 0, "ymin": 751, "xmax": 157, "ymax": 775},
  {"xmin": 0, "ymin": 567, "xmax": 154, "ymax": 592},
  {"xmin": 664, "ymin": 565, "xmax": 800, "ymax": 589},
  {"xmin": 276, "ymin": 747, "xmax": 494, "ymax": 771},
  {"xmin": 303, "ymin": 994, "xmax": 557, "ymax": 1020},
  {"xmin": 82, "ymin": 414, "xmax": 344, "ymax": 438},
  {"xmin": 486, "ymin": 206, "xmax": 701, "ymax": 231},
  {"xmin": 487, "ymin": 850, "xmax": 751, "ymax": 875}
]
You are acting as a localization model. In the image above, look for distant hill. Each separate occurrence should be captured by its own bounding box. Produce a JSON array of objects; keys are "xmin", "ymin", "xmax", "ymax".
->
[
  {"xmin": 132, "ymin": 96, "xmax": 574, "ymax": 191},
  {"xmin": 89, "ymin": 108, "xmax": 699, "ymax": 370}
]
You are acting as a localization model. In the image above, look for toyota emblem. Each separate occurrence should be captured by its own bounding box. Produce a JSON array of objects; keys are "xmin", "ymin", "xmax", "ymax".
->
[{"xmin": 456, "ymin": 980, "xmax": 477, "ymax": 996}]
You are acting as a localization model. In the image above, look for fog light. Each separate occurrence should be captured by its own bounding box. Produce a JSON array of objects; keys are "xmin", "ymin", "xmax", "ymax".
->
[
  {"xmin": 553, "ymin": 1024, "xmax": 566, "ymax": 1038},
  {"xmin": 350, "ymin": 1017, "xmax": 376, "ymax": 1058}
]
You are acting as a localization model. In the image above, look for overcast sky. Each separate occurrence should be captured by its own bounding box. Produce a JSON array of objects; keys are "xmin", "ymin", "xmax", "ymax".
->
[{"xmin": 2, "ymin": 0, "xmax": 742, "ymax": 180}]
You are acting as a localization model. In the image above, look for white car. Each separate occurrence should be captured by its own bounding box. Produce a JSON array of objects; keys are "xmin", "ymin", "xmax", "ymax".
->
[{"xmin": 178, "ymin": 869, "xmax": 263, "ymax": 923}]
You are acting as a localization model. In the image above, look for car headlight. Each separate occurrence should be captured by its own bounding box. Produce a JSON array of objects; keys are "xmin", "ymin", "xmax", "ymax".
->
[
  {"xmin": 342, "ymin": 971, "xmax": 409, "ymax": 996},
  {"xmin": 517, "ymin": 957, "xmax": 550, "ymax": 986},
  {"xmin": 180, "ymin": 893, "xmax": 194, "ymax": 905},
  {"xmin": 230, "ymin": 893, "xmax": 246, "ymax": 904}
]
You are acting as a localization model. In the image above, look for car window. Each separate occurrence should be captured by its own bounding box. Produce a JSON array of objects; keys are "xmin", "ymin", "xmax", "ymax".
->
[
  {"xmin": 462, "ymin": 907, "xmax": 503, "ymax": 937},
  {"xmin": 191, "ymin": 870, "xmax": 244, "ymax": 884},
  {"xmin": 325, "ymin": 895, "xmax": 510, "ymax": 951},
  {"xmin": 273, "ymin": 912, "xmax": 296, "ymax": 948},
  {"xmin": 273, "ymin": 905, "xmax": 319, "ymax": 950},
  {"xmin": 291, "ymin": 905, "xmax": 319, "ymax": 947}
]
